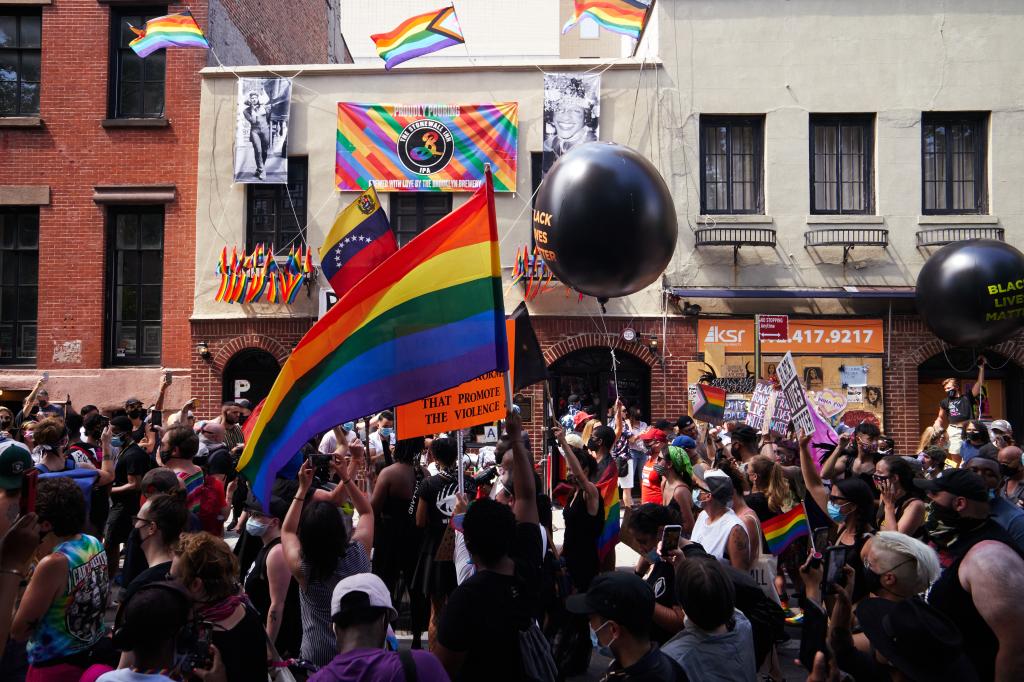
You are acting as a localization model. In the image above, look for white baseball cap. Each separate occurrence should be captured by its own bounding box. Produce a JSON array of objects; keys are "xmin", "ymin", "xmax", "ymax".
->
[
  {"xmin": 990, "ymin": 419, "xmax": 1013, "ymax": 435},
  {"xmin": 330, "ymin": 573, "xmax": 397, "ymax": 623}
]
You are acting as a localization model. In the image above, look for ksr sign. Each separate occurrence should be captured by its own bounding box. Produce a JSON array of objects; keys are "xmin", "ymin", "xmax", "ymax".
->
[{"xmin": 698, "ymin": 319, "xmax": 884, "ymax": 355}]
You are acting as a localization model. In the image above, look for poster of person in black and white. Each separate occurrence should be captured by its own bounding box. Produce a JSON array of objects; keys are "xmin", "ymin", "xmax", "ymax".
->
[
  {"xmin": 233, "ymin": 77, "xmax": 291, "ymax": 183},
  {"xmin": 542, "ymin": 73, "xmax": 600, "ymax": 175}
]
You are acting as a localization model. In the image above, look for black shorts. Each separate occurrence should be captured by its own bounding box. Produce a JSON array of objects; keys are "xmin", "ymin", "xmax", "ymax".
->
[{"xmin": 105, "ymin": 504, "xmax": 135, "ymax": 546}]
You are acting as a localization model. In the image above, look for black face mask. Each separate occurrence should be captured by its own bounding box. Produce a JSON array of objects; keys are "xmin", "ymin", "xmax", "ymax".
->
[
  {"xmin": 0, "ymin": 417, "xmax": 11, "ymax": 428},
  {"xmin": 947, "ymin": 389, "xmax": 957, "ymax": 399},
  {"xmin": 128, "ymin": 409, "xmax": 145, "ymax": 420},
  {"xmin": 587, "ymin": 437, "xmax": 600, "ymax": 451},
  {"xmin": 160, "ymin": 448, "xmax": 174, "ymax": 461},
  {"xmin": 862, "ymin": 566, "xmax": 884, "ymax": 595},
  {"xmin": 1000, "ymin": 464, "xmax": 1020, "ymax": 479},
  {"xmin": 925, "ymin": 500, "xmax": 975, "ymax": 547}
]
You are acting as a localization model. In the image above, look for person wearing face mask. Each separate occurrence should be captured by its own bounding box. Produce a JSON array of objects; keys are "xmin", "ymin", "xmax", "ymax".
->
[
  {"xmin": 565, "ymin": 572, "xmax": 688, "ymax": 681},
  {"xmin": 727, "ymin": 424, "xmax": 760, "ymax": 467},
  {"xmin": 11, "ymin": 477, "xmax": 115, "ymax": 678},
  {"xmin": 958, "ymin": 419, "xmax": 998, "ymax": 465},
  {"xmin": 553, "ymin": 426, "xmax": 602, "ymax": 593},
  {"xmin": 820, "ymin": 422, "xmax": 881, "ymax": 485},
  {"xmin": 998, "ymin": 445, "xmax": 1024, "ymax": 508},
  {"xmin": 104, "ymin": 415, "xmax": 153, "ymax": 582},
  {"xmin": 963, "ymin": 456, "xmax": 1024, "ymax": 553},
  {"xmin": 310, "ymin": 573, "xmax": 450, "ymax": 682},
  {"xmin": 690, "ymin": 471, "xmax": 751, "ymax": 571},
  {"xmin": 625, "ymin": 503, "xmax": 686, "ymax": 645},
  {"xmin": 875, "ymin": 455, "xmax": 927, "ymax": 538},
  {"xmin": 17, "ymin": 381, "xmax": 65, "ymax": 428},
  {"xmin": 989, "ymin": 418, "xmax": 1014, "ymax": 449},
  {"xmin": 921, "ymin": 444, "xmax": 954, "ymax": 479},
  {"xmin": 658, "ymin": 445, "xmax": 696, "ymax": 535},
  {"xmin": 915, "ymin": 468, "xmax": 1024, "ymax": 681},
  {"xmin": 242, "ymin": 494, "xmax": 302, "ymax": 660},
  {"xmin": 638, "ymin": 428, "xmax": 669, "ymax": 504},
  {"xmin": 368, "ymin": 410, "xmax": 395, "ymax": 473},
  {"xmin": 0, "ymin": 406, "xmax": 15, "ymax": 439},
  {"xmin": 934, "ymin": 358, "xmax": 985, "ymax": 461},
  {"xmin": 0, "ymin": 439, "xmax": 33, "ymax": 537},
  {"xmin": 122, "ymin": 490, "xmax": 188, "ymax": 607}
]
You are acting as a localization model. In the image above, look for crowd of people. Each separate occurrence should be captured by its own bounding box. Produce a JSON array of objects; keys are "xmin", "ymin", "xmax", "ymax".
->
[{"xmin": 0, "ymin": 367, "xmax": 1023, "ymax": 681}]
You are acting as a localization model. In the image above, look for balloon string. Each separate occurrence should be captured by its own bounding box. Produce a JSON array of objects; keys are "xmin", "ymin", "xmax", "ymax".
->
[
  {"xmin": 610, "ymin": 347, "xmax": 621, "ymax": 403},
  {"xmin": 941, "ymin": 346, "xmax": 980, "ymax": 374}
]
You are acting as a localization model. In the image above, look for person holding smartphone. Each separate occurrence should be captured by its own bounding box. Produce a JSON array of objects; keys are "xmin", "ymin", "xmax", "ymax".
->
[{"xmin": 625, "ymin": 503, "xmax": 686, "ymax": 644}]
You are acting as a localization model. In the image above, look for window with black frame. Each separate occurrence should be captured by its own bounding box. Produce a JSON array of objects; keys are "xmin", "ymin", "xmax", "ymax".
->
[
  {"xmin": 0, "ymin": 10, "xmax": 41, "ymax": 116},
  {"xmin": 810, "ymin": 114, "xmax": 874, "ymax": 214},
  {"xmin": 922, "ymin": 113, "xmax": 987, "ymax": 214},
  {"xmin": 110, "ymin": 8, "xmax": 166, "ymax": 118},
  {"xmin": 108, "ymin": 206, "xmax": 163, "ymax": 365},
  {"xmin": 391, "ymin": 193, "xmax": 453, "ymax": 247},
  {"xmin": 246, "ymin": 158, "xmax": 307, "ymax": 251},
  {"xmin": 699, "ymin": 116, "xmax": 764, "ymax": 214},
  {"xmin": 0, "ymin": 208, "xmax": 38, "ymax": 364}
]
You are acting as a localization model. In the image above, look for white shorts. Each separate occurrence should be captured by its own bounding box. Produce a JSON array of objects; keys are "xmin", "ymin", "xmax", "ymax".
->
[
  {"xmin": 618, "ymin": 458, "xmax": 635, "ymax": 489},
  {"xmin": 947, "ymin": 424, "xmax": 964, "ymax": 455}
]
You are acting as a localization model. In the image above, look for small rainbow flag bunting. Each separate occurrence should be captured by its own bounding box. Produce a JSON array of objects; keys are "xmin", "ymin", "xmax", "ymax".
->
[
  {"xmin": 562, "ymin": 0, "xmax": 652, "ymax": 40},
  {"xmin": 762, "ymin": 502, "xmax": 810, "ymax": 555},
  {"xmin": 128, "ymin": 11, "xmax": 210, "ymax": 59},
  {"xmin": 371, "ymin": 6, "xmax": 465, "ymax": 70}
]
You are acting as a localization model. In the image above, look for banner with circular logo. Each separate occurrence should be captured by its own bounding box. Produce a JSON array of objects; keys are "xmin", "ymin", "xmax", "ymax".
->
[{"xmin": 336, "ymin": 103, "xmax": 518, "ymax": 192}]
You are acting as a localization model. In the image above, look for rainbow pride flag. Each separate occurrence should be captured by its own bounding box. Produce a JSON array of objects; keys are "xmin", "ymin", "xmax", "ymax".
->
[
  {"xmin": 762, "ymin": 502, "xmax": 810, "ymax": 555},
  {"xmin": 128, "ymin": 11, "xmax": 209, "ymax": 58},
  {"xmin": 562, "ymin": 0, "xmax": 652, "ymax": 40},
  {"xmin": 595, "ymin": 459, "xmax": 621, "ymax": 562},
  {"xmin": 371, "ymin": 6, "xmax": 465, "ymax": 70},
  {"xmin": 238, "ymin": 173, "xmax": 507, "ymax": 507}
]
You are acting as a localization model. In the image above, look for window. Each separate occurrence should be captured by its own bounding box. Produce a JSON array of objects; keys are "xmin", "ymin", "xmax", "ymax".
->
[
  {"xmin": 391, "ymin": 193, "xmax": 453, "ymax": 247},
  {"xmin": 108, "ymin": 206, "xmax": 162, "ymax": 365},
  {"xmin": 0, "ymin": 208, "xmax": 38, "ymax": 364},
  {"xmin": 810, "ymin": 114, "xmax": 874, "ymax": 214},
  {"xmin": 699, "ymin": 116, "xmax": 764, "ymax": 214},
  {"xmin": 922, "ymin": 113, "xmax": 987, "ymax": 214},
  {"xmin": 0, "ymin": 11, "xmax": 41, "ymax": 116},
  {"xmin": 110, "ymin": 8, "xmax": 166, "ymax": 118},
  {"xmin": 246, "ymin": 158, "xmax": 307, "ymax": 250}
]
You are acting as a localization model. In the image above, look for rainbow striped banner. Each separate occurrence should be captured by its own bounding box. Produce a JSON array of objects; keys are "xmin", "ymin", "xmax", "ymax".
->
[
  {"xmin": 562, "ymin": 0, "xmax": 652, "ymax": 40},
  {"xmin": 336, "ymin": 103, "xmax": 518, "ymax": 192},
  {"xmin": 128, "ymin": 11, "xmax": 209, "ymax": 58}
]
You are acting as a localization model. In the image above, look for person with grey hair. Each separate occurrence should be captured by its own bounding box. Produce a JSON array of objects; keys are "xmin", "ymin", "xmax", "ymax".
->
[
  {"xmin": 690, "ymin": 471, "xmax": 751, "ymax": 571},
  {"xmin": 862, "ymin": 531, "xmax": 940, "ymax": 599}
]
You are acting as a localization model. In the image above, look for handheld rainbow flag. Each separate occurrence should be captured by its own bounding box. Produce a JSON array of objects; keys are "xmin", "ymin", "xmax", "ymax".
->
[
  {"xmin": 692, "ymin": 383, "xmax": 727, "ymax": 426},
  {"xmin": 238, "ymin": 171, "xmax": 508, "ymax": 507},
  {"xmin": 595, "ymin": 459, "xmax": 621, "ymax": 562},
  {"xmin": 562, "ymin": 0, "xmax": 652, "ymax": 40},
  {"xmin": 128, "ymin": 11, "xmax": 210, "ymax": 59},
  {"xmin": 320, "ymin": 186, "xmax": 398, "ymax": 295},
  {"xmin": 762, "ymin": 502, "xmax": 810, "ymax": 555},
  {"xmin": 371, "ymin": 6, "xmax": 465, "ymax": 70}
]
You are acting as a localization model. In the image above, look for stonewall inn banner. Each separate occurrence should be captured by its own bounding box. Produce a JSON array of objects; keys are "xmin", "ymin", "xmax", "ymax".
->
[{"xmin": 335, "ymin": 103, "xmax": 518, "ymax": 192}]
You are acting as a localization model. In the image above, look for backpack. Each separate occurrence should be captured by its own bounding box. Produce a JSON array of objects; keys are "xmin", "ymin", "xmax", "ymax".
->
[
  {"xmin": 519, "ymin": 619, "xmax": 558, "ymax": 682},
  {"xmin": 194, "ymin": 476, "xmax": 226, "ymax": 536}
]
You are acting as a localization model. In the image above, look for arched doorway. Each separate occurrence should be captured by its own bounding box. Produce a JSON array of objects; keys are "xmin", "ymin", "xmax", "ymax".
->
[
  {"xmin": 222, "ymin": 348, "xmax": 280, "ymax": 405},
  {"xmin": 918, "ymin": 348, "xmax": 1023, "ymax": 432},
  {"xmin": 548, "ymin": 347, "xmax": 651, "ymax": 423}
]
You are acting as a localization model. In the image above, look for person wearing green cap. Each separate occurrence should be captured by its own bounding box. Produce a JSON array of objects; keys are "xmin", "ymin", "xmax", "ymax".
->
[
  {"xmin": 0, "ymin": 439, "xmax": 34, "ymax": 536},
  {"xmin": 659, "ymin": 445, "xmax": 695, "ymax": 536}
]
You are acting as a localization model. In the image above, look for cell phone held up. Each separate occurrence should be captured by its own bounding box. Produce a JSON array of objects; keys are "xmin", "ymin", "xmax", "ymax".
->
[
  {"xmin": 660, "ymin": 524, "xmax": 682, "ymax": 557},
  {"xmin": 178, "ymin": 620, "xmax": 214, "ymax": 675},
  {"xmin": 822, "ymin": 544, "xmax": 849, "ymax": 593}
]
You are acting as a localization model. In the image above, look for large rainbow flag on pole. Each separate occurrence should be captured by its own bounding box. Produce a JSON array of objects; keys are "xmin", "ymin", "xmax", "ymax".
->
[
  {"xmin": 562, "ymin": 0, "xmax": 652, "ymax": 40},
  {"xmin": 761, "ymin": 502, "xmax": 810, "ymax": 555},
  {"xmin": 595, "ymin": 460, "xmax": 621, "ymax": 562},
  {"xmin": 371, "ymin": 6, "xmax": 465, "ymax": 70},
  {"xmin": 128, "ymin": 11, "xmax": 210, "ymax": 58},
  {"xmin": 238, "ymin": 171, "xmax": 507, "ymax": 507}
]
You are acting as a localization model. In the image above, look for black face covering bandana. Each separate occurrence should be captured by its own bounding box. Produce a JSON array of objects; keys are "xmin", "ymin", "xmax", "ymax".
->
[
  {"xmin": 946, "ymin": 389, "xmax": 957, "ymax": 399},
  {"xmin": 925, "ymin": 501, "xmax": 983, "ymax": 548}
]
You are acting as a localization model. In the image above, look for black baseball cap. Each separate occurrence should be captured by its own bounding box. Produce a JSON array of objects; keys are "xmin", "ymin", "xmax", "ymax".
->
[
  {"xmin": 914, "ymin": 468, "xmax": 988, "ymax": 502},
  {"xmin": 244, "ymin": 493, "xmax": 289, "ymax": 521},
  {"xmin": 676, "ymin": 415, "xmax": 695, "ymax": 430},
  {"xmin": 566, "ymin": 572, "xmax": 654, "ymax": 633}
]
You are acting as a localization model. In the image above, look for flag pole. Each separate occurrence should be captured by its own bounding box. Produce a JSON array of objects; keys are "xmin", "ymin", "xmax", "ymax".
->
[
  {"xmin": 631, "ymin": 0, "xmax": 657, "ymax": 58},
  {"xmin": 457, "ymin": 429, "xmax": 465, "ymax": 494},
  {"xmin": 482, "ymin": 162, "xmax": 513, "ymax": 413}
]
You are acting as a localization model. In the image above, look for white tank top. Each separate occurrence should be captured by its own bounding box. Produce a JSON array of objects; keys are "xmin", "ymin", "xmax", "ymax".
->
[{"xmin": 691, "ymin": 508, "xmax": 747, "ymax": 563}]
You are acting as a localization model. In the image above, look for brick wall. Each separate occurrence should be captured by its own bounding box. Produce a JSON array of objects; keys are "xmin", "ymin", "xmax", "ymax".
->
[{"xmin": 218, "ymin": 0, "xmax": 332, "ymax": 64}]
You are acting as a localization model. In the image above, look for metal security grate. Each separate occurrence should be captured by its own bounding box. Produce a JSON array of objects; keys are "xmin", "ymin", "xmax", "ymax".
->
[
  {"xmin": 804, "ymin": 227, "xmax": 889, "ymax": 264},
  {"xmin": 916, "ymin": 226, "xmax": 1005, "ymax": 247},
  {"xmin": 695, "ymin": 226, "xmax": 776, "ymax": 264}
]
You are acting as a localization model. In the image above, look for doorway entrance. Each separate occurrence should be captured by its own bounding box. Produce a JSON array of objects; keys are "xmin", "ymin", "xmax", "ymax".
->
[
  {"xmin": 222, "ymin": 348, "xmax": 280, "ymax": 405},
  {"xmin": 548, "ymin": 347, "xmax": 651, "ymax": 424},
  {"xmin": 918, "ymin": 348, "xmax": 1022, "ymax": 433}
]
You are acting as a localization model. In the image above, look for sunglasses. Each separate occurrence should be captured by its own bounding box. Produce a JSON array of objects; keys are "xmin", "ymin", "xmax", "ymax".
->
[
  {"xmin": 131, "ymin": 515, "xmax": 154, "ymax": 525},
  {"xmin": 828, "ymin": 495, "xmax": 851, "ymax": 506},
  {"xmin": 872, "ymin": 474, "xmax": 892, "ymax": 482}
]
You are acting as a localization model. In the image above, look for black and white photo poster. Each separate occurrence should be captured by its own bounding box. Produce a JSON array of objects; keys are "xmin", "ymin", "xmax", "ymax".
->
[
  {"xmin": 234, "ymin": 77, "xmax": 291, "ymax": 183},
  {"xmin": 777, "ymin": 352, "xmax": 815, "ymax": 435},
  {"xmin": 542, "ymin": 73, "xmax": 600, "ymax": 175}
]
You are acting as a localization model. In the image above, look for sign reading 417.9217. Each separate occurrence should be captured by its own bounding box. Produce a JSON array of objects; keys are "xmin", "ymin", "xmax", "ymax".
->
[{"xmin": 698, "ymin": 319, "xmax": 884, "ymax": 355}]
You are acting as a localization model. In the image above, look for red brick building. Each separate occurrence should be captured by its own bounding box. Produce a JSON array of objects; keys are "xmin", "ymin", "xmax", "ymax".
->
[{"xmin": 0, "ymin": 0, "xmax": 342, "ymax": 414}]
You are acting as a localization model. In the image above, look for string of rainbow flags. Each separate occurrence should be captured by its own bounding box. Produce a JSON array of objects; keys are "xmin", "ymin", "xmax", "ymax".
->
[{"xmin": 215, "ymin": 245, "xmax": 315, "ymax": 305}]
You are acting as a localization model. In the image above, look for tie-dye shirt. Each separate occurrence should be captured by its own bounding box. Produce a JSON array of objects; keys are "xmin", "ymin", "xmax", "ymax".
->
[
  {"xmin": 27, "ymin": 534, "xmax": 109, "ymax": 664},
  {"xmin": 177, "ymin": 469, "xmax": 205, "ymax": 514}
]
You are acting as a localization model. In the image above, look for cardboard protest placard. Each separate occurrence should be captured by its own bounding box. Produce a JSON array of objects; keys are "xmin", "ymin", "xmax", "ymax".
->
[{"xmin": 776, "ymin": 352, "xmax": 814, "ymax": 435}]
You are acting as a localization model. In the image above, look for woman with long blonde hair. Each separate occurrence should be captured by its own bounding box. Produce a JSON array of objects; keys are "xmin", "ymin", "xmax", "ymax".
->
[
  {"xmin": 746, "ymin": 455, "xmax": 795, "ymax": 517},
  {"xmin": 917, "ymin": 425, "xmax": 949, "ymax": 455}
]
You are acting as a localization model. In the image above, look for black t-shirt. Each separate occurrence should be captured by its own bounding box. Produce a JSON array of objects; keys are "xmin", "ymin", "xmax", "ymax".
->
[
  {"xmin": 415, "ymin": 471, "xmax": 475, "ymax": 546},
  {"xmin": 111, "ymin": 442, "xmax": 151, "ymax": 509},
  {"xmin": 212, "ymin": 606, "xmax": 270, "ymax": 682},
  {"xmin": 437, "ymin": 522, "xmax": 543, "ymax": 681},
  {"xmin": 646, "ymin": 559, "xmax": 680, "ymax": 645},
  {"xmin": 207, "ymin": 444, "xmax": 236, "ymax": 481},
  {"xmin": 940, "ymin": 393, "xmax": 976, "ymax": 424},
  {"xmin": 123, "ymin": 560, "xmax": 171, "ymax": 605}
]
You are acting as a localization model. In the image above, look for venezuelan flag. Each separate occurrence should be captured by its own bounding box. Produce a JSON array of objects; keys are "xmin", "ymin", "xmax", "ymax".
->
[
  {"xmin": 239, "ymin": 174, "xmax": 507, "ymax": 507},
  {"xmin": 562, "ymin": 0, "xmax": 652, "ymax": 40},
  {"xmin": 320, "ymin": 186, "xmax": 398, "ymax": 295},
  {"xmin": 371, "ymin": 6, "xmax": 465, "ymax": 70},
  {"xmin": 128, "ymin": 11, "xmax": 209, "ymax": 59},
  {"xmin": 595, "ymin": 459, "xmax": 620, "ymax": 562},
  {"xmin": 762, "ymin": 502, "xmax": 810, "ymax": 555}
]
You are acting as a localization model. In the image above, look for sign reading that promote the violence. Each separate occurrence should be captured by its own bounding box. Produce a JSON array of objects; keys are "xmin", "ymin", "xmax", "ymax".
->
[
  {"xmin": 776, "ymin": 352, "xmax": 815, "ymax": 435},
  {"xmin": 335, "ymin": 103, "xmax": 518, "ymax": 192},
  {"xmin": 698, "ymin": 318, "xmax": 883, "ymax": 355},
  {"xmin": 396, "ymin": 319, "xmax": 516, "ymax": 439}
]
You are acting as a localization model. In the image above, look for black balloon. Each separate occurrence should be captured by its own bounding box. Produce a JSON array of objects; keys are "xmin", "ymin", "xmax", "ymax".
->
[
  {"xmin": 532, "ymin": 142, "xmax": 677, "ymax": 300},
  {"xmin": 916, "ymin": 239, "xmax": 1024, "ymax": 347}
]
